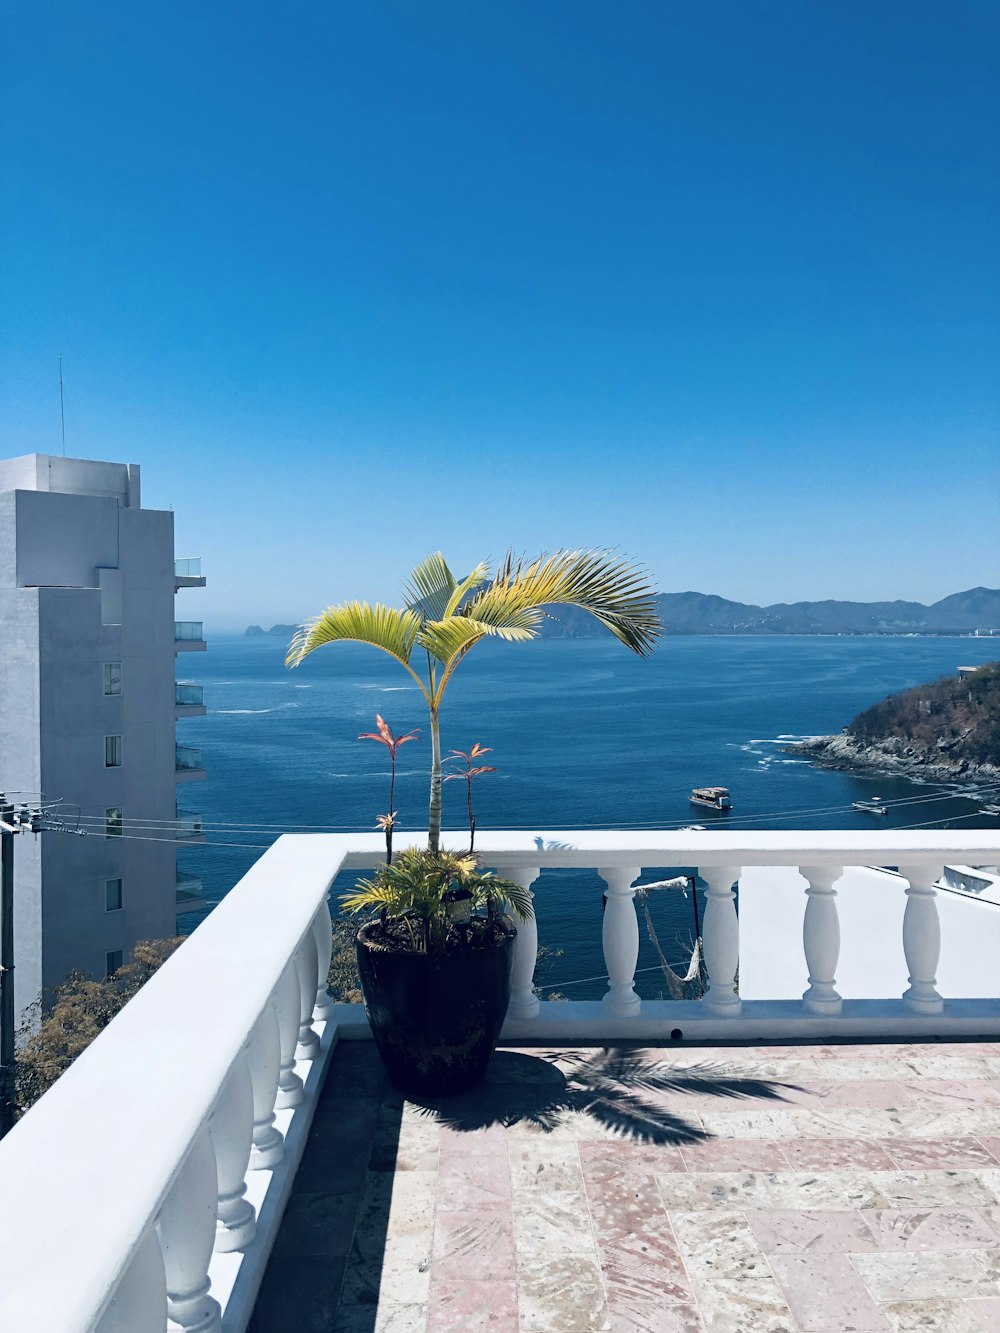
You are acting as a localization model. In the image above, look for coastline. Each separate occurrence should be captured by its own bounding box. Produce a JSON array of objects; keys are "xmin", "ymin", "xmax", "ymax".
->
[{"xmin": 787, "ymin": 733, "xmax": 1000, "ymax": 787}]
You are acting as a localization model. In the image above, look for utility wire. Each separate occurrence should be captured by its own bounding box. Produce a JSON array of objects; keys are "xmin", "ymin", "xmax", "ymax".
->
[{"xmin": 61, "ymin": 777, "xmax": 1000, "ymax": 829}]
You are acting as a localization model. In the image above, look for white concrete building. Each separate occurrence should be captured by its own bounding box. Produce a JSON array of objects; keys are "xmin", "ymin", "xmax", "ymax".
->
[{"xmin": 0, "ymin": 453, "xmax": 206, "ymax": 1019}]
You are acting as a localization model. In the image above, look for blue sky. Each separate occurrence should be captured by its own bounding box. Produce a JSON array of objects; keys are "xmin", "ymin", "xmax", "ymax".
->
[{"xmin": 3, "ymin": 1, "xmax": 998, "ymax": 628}]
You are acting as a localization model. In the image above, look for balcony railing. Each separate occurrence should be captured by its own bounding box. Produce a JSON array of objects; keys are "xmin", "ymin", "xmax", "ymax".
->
[
  {"xmin": 175, "ymin": 810, "xmax": 204, "ymax": 840},
  {"xmin": 174, "ymin": 557, "xmax": 202, "ymax": 578},
  {"xmin": 1, "ymin": 829, "xmax": 998, "ymax": 1330},
  {"xmin": 174, "ymin": 744, "xmax": 204, "ymax": 772},
  {"xmin": 174, "ymin": 621, "xmax": 204, "ymax": 642},
  {"xmin": 175, "ymin": 681, "xmax": 204, "ymax": 707}
]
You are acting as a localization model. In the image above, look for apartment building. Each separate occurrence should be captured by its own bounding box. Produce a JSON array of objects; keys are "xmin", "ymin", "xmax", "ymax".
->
[{"xmin": 0, "ymin": 453, "xmax": 205, "ymax": 1020}]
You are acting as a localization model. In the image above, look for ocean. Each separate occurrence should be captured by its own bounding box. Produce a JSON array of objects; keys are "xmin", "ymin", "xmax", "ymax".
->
[{"xmin": 176, "ymin": 634, "xmax": 1000, "ymax": 999}]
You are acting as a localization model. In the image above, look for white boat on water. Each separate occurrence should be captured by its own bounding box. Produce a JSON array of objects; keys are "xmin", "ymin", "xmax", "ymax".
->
[
  {"xmin": 690, "ymin": 786, "xmax": 732, "ymax": 811},
  {"xmin": 981, "ymin": 804, "xmax": 1000, "ymax": 817},
  {"xmin": 853, "ymin": 798, "xmax": 888, "ymax": 816}
]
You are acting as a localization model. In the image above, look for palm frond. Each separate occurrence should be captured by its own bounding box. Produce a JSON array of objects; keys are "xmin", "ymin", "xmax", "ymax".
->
[
  {"xmin": 465, "ymin": 548, "xmax": 661, "ymax": 656},
  {"xmin": 443, "ymin": 561, "xmax": 490, "ymax": 617},
  {"xmin": 417, "ymin": 614, "xmax": 536, "ymax": 665},
  {"xmin": 285, "ymin": 602, "xmax": 425, "ymax": 685},
  {"xmin": 492, "ymin": 877, "xmax": 535, "ymax": 922},
  {"xmin": 403, "ymin": 552, "xmax": 457, "ymax": 623}
]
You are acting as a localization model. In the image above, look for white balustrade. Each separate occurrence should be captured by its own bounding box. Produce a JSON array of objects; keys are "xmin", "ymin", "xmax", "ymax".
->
[
  {"xmin": 247, "ymin": 1003, "xmax": 284, "ymax": 1170},
  {"xmin": 313, "ymin": 898, "xmax": 335, "ymax": 1021},
  {"xmin": 899, "ymin": 861, "xmax": 944, "ymax": 1015},
  {"xmin": 599, "ymin": 866, "xmax": 641, "ymax": 1017},
  {"xmin": 294, "ymin": 930, "xmax": 322, "ymax": 1061},
  {"xmin": 701, "ymin": 864, "xmax": 742, "ymax": 1016},
  {"xmin": 2, "ymin": 829, "xmax": 999, "ymax": 1333},
  {"xmin": 95, "ymin": 1229, "xmax": 166, "ymax": 1333},
  {"xmin": 210, "ymin": 1056, "xmax": 256, "ymax": 1252},
  {"xmin": 800, "ymin": 864, "xmax": 843, "ymax": 1015},
  {"xmin": 498, "ymin": 864, "xmax": 541, "ymax": 1019},
  {"xmin": 274, "ymin": 959, "xmax": 305, "ymax": 1109},
  {"xmin": 156, "ymin": 1128, "xmax": 222, "ymax": 1332}
]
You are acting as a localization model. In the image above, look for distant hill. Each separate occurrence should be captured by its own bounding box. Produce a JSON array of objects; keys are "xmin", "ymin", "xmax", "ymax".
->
[
  {"xmin": 245, "ymin": 624, "xmax": 297, "ymax": 638},
  {"xmin": 246, "ymin": 587, "xmax": 1000, "ymax": 640},
  {"xmin": 538, "ymin": 587, "xmax": 1000, "ymax": 638},
  {"xmin": 791, "ymin": 661, "xmax": 1000, "ymax": 782}
]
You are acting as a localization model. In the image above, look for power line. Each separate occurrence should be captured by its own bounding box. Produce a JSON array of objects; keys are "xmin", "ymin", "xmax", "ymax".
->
[{"xmin": 57, "ymin": 778, "xmax": 1000, "ymax": 841}]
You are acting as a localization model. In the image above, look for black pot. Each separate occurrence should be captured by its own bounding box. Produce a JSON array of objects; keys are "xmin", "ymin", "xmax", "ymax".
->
[{"xmin": 356, "ymin": 919, "xmax": 516, "ymax": 1097}]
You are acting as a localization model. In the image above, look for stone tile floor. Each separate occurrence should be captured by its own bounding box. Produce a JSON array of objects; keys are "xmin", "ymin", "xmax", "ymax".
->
[{"xmin": 250, "ymin": 1039, "xmax": 1000, "ymax": 1332}]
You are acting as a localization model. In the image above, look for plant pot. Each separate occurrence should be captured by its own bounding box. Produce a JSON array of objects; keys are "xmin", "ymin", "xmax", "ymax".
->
[{"xmin": 356, "ymin": 919, "xmax": 517, "ymax": 1097}]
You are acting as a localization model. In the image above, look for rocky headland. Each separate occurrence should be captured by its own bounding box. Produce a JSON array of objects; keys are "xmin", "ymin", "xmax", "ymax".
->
[{"xmin": 788, "ymin": 662, "xmax": 1000, "ymax": 784}]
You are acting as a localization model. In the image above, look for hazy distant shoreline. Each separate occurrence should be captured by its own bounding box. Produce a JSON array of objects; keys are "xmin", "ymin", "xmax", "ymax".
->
[{"xmin": 245, "ymin": 586, "xmax": 1000, "ymax": 641}]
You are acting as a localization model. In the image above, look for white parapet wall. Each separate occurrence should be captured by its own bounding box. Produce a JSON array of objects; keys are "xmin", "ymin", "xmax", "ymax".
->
[{"xmin": 1, "ymin": 828, "xmax": 1000, "ymax": 1332}]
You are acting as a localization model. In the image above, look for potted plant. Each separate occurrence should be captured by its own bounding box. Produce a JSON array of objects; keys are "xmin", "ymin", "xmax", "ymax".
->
[
  {"xmin": 342, "ymin": 848, "xmax": 531, "ymax": 1095},
  {"xmin": 287, "ymin": 548, "xmax": 660, "ymax": 1094}
]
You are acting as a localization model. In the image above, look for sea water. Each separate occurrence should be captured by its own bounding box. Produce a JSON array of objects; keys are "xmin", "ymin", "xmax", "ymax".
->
[{"xmin": 176, "ymin": 635, "xmax": 1000, "ymax": 999}]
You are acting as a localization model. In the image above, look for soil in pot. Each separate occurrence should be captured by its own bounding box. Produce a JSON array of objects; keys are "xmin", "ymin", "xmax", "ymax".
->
[{"xmin": 356, "ymin": 916, "xmax": 516, "ymax": 1097}]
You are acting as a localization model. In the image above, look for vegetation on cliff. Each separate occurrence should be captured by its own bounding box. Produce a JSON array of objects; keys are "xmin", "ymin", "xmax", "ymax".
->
[
  {"xmin": 793, "ymin": 662, "xmax": 1000, "ymax": 780},
  {"xmin": 846, "ymin": 662, "xmax": 1000, "ymax": 769}
]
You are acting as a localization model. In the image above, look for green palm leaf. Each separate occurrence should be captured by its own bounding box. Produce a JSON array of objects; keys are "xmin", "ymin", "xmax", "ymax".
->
[
  {"xmin": 417, "ymin": 614, "xmax": 537, "ymax": 665},
  {"xmin": 403, "ymin": 552, "xmax": 457, "ymax": 623},
  {"xmin": 466, "ymin": 548, "xmax": 661, "ymax": 655},
  {"xmin": 443, "ymin": 561, "xmax": 490, "ymax": 617},
  {"xmin": 286, "ymin": 602, "xmax": 426, "ymax": 694}
]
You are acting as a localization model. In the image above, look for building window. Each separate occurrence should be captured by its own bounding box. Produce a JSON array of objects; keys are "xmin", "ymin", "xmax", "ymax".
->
[
  {"xmin": 105, "ymin": 878, "xmax": 123, "ymax": 912},
  {"xmin": 105, "ymin": 735, "xmax": 123, "ymax": 768},
  {"xmin": 106, "ymin": 950, "xmax": 123, "ymax": 977},
  {"xmin": 105, "ymin": 807, "xmax": 122, "ymax": 837},
  {"xmin": 103, "ymin": 662, "xmax": 122, "ymax": 695}
]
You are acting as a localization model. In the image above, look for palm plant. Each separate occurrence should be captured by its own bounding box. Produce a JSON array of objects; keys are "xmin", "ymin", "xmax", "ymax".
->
[
  {"xmin": 341, "ymin": 847, "xmax": 533, "ymax": 953},
  {"xmin": 287, "ymin": 548, "xmax": 660, "ymax": 853}
]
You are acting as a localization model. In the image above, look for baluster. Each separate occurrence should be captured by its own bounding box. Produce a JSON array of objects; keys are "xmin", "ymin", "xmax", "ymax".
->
[
  {"xmin": 701, "ymin": 865, "xmax": 741, "ymax": 1016},
  {"xmin": 497, "ymin": 865, "xmax": 541, "ymax": 1019},
  {"xmin": 274, "ymin": 960, "xmax": 305, "ymax": 1109},
  {"xmin": 95, "ymin": 1227, "xmax": 166, "ymax": 1333},
  {"xmin": 599, "ymin": 866, "xmax": 641, "ymax": 1018},
  {"xmin": 295, "ymin": 929, "xmax": 322, "ymax": 1061},
  {"xmin": 312, "ymin": 897, "xmax": 335, "ymax": 1022},
  {"xmin": 209, "ymin": 1054, "xmax": 256, "ymax": 1252},
  {"xmin": 799, "ymin": 864, "xmax": 843, "ymax": 1015},
  {"xmin": 899, "ymin": 861, "xmax": 944, "ymax": 1015},
  {"xmin": 156, "ymin": 1127, "xmax": 222, "ymax": 1333},
  {"xmin": 247, "ymin": 1002, "xmax": 284, "ymax": 1170}
]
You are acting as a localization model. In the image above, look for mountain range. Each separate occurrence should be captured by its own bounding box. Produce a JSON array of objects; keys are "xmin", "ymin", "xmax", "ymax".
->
[{"xmin": 245, "ymin": 586, "xmax": 1000, "ymax": 640}]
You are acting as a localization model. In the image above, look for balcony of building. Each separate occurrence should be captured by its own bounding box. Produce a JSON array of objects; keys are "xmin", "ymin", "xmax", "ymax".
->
[
  {"xmin": 175, "ymin": 869, "xmax": 207, "ymax": 916},
  {"xmin": 174, "ymin": 556, "xmax": 207, "ymax": 590},
  {"xmin": 175, "ymin": 808, "xmax": 205, "ymax": 844},
  {"xmin": 175, "ymin": 621, "xmax": 207, "ymax": 652},
  {"xmin": 174, "ymin": 743, "xmax": 206, "ymax": 783},
  {"xmin": 175, "ymin": 680, "xmax": 207, "ymax": 719},
  {"xmin": 2, "ymin": 829, "xmax": 1000, "ymax": 1333}
]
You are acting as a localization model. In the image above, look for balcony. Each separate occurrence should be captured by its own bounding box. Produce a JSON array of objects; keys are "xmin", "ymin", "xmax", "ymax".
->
[
  {"xmin": 175, "ymin": 869, "xmax": 207, "ymax": 914},
  {"xmin": 174, "ymin": 621, "xmax": 206, "ymax": 652},
  {"xmin": 174, "ymin": 556, "xmax": 206, "ymax": 589},
  {"xmin": 175, "ymin": 809, "xmax": 205, "ymax": 844},
  {"xmin": 1, "ymin": 829, "xmax": 999, "ymax": 1332},
  {"xmin": 175, "ymin": 680, "xmax": 206, "ymax": 719},
  {"xmin": 174, "ymin": 743, "xmax": 206, "ymax": 783}
]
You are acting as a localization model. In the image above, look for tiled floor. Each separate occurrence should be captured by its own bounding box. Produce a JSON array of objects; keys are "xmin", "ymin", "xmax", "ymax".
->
[{"xmin": 250, "ymin": 1039, "xmax": 1000, "ymax": 1332}]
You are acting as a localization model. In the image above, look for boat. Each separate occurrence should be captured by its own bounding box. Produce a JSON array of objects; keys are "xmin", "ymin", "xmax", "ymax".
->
[
  {"xmin": 689, "ymin": 786, "xmax": 732, "ymax": 811},
  {"xmin": 853, "ymin": 798, "xmax": 889, "ymax": 816},
  {"xmin": 980, "ymin": 803, "xmax": 1000, "ymax": 817}
]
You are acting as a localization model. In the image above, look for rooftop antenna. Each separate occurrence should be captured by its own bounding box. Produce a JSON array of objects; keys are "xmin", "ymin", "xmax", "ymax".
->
[{"xmin": 58, "ymin": 354, "xmax": 66, "ymax": 456}]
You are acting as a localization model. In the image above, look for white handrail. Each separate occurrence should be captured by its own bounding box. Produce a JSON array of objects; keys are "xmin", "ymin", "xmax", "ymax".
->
[{"xmin": 0, "ymin": 835, "xmax": 344, "ymax": 1332}]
